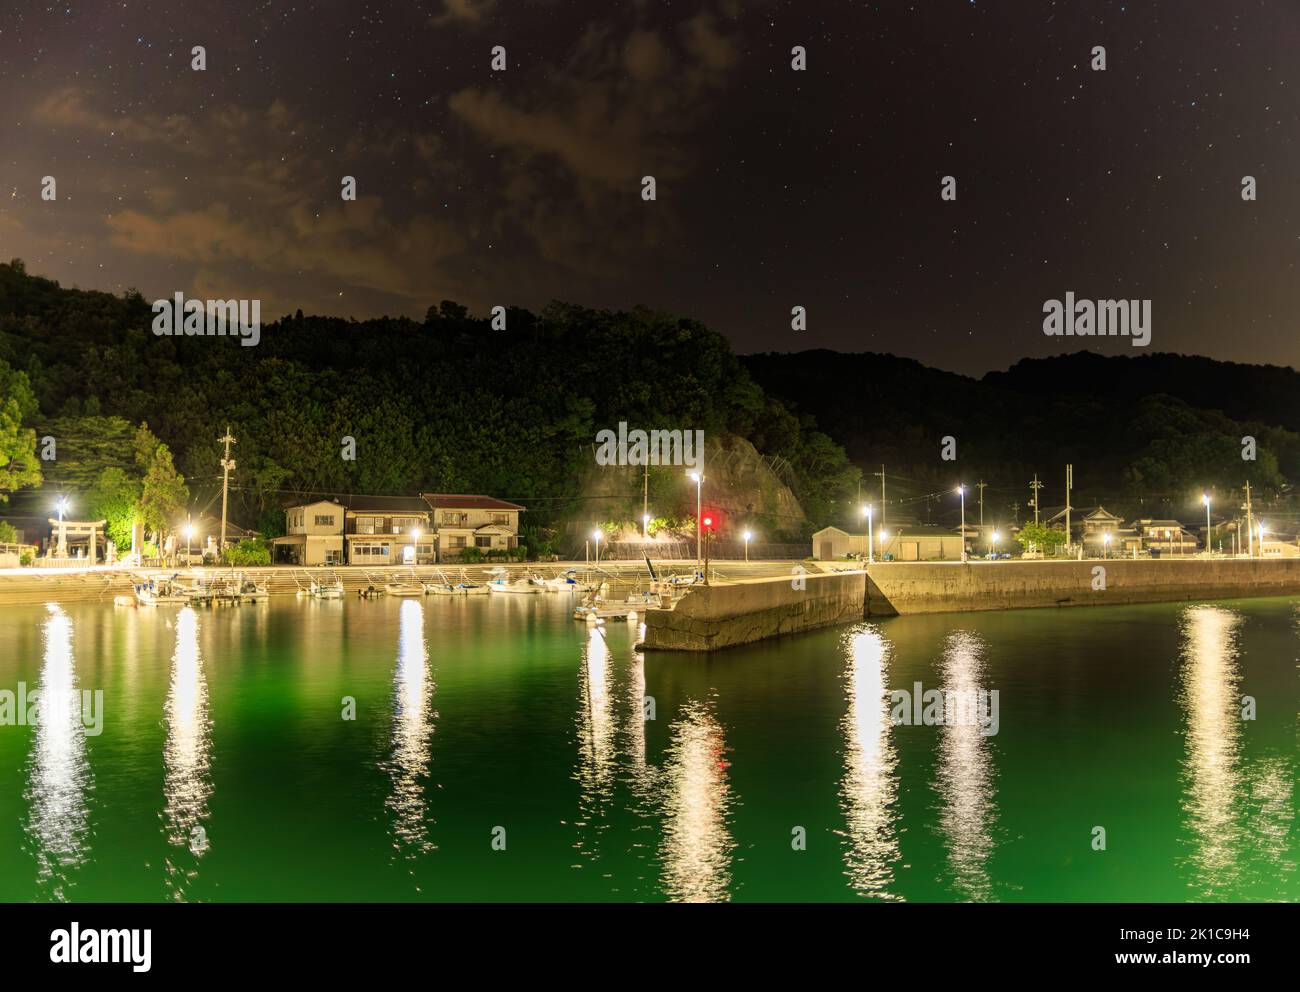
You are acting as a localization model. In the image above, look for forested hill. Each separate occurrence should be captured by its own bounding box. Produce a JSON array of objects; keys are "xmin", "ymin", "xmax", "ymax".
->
[
  {"xmin": 0, "ymin": 260, "xmax": 858, "ymax": 538},
  {"xmin": 743, "ymin": 349, "xmax": 1300, "ymax": 521}
]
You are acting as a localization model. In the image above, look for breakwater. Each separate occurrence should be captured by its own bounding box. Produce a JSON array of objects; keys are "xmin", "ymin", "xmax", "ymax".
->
[{"xmin": 640, "ymin": 558, "xmax": 1300, "ymax": 652}]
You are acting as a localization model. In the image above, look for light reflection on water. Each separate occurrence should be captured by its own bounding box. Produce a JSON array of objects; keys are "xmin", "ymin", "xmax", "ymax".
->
[
  {"xmin": 24, "ymin": 604, "xmax": 93, "ymax": 901},
  {"xmin": 657, "ymin": 696, "xmax": 735, "ymax": 903},
  {"xmin": 573, "ymin": 625, "xmax": 617, "ymax": 864},
  {"xmin": 162, "ymin": 606, "xmax": 214, "ymax": 901},
  {"xmin": 1171, "ymin": 604, "xmax": 1296, "ymax": 898},
  {"xmin": 933, "ymin": 630, "xmax": 997, "ymax": 902},
  {"xmin": 384, "ymin": 599, "xmax": 437, "ymax": 864},
  {"xmin": 836, "ymin": 626, "xmax": 901, "ymax": 900}
]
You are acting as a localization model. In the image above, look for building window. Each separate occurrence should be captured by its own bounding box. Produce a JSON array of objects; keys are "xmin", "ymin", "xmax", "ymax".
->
[
  {"xmin": 448, "ymin": 536, "xmax": 466, "ymax": 549},
  {"xmin": 314, "ymin": 514, "xmax": 335, "ymax": 527},
  {"xmin": 491, "ymin": 513, "xmax": 510, "ymax": 525},
  {"xmin": 355, "ymin": 517, "xmax": 379, "ymax": 535},
  {"xmin": 475, "ymin": 536, "xmax": 492, "ymax": 548}
]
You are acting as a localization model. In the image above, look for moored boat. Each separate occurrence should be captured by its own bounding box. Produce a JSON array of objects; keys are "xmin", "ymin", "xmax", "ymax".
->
[
  {"xmin": 132, "ymin": 575, "xmax": 190, "ymax": 607},
  {"xmin": 486, "ymin": 574, "xmax": 543, "ymax": 594},
  {"xmin": 384, "ymin": 581, "xmax": 423, "ymax": 597}
]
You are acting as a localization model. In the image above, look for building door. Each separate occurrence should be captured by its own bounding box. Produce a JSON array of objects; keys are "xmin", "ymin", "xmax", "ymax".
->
[{"xmin": 819, "ymin": 540, "xmax": 833, "ymax": 560}]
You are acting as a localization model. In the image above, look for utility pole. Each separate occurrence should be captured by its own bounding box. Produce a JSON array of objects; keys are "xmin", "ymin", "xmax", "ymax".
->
[
  {"xmin": 1064, "ymin": 464, "xmax": 1073, "ymax": 552},
  {"xmin": 1029, "ymin": 474, "xmax": 1043, "ymax": 527},
  {"xmin": 642, "ymin": 462, "xmax": 649, "ymax": 541},
  {"xmin": 977, "ymin": 480, "xmax": 987, "ymax": 528},
  {"xmin": 219, "ymin": 425, "xmax": 237, "ymax": 552},
  {"xmin": 874, "ymin": 465, "xmax": 886, "ymax": 534},
  {"xmin": 1243, "ymin": 481, "xmax": 1254, "ymax": 559}
]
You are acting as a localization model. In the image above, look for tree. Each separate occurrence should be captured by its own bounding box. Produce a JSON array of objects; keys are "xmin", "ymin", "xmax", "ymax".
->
[
  {"xmin": 134, "ymin": 422, "xmax": 188, "ymax": 548},
  {"xmin": 86, "ymin": 467, "xmax": 141, "ymax": 551},
  {"xmin": 0, "ymin": 359, "xmax": 42, "ymax": 503},
  {"xmin": 1016, "ymin": 522, "xmax": 1066, "ymax": 555},
  {"xmin": 0, "ymin": 520, "xmax": 18, "ymax": 543},
  {"xmin": 221, "ymin": 538, "xmax": 271, "ymax": 566}
]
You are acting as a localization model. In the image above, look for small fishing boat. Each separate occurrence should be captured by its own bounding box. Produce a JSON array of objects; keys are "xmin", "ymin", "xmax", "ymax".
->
[
  {"xmin": 486, "ymin": 570, "xmax": 543, "ymax": 594},
  {"xmin": 384, "ymin": 580, "xmax": 423, "ymax": 597},
  {"xmin": 133, "ymin": 575, "xmax": 190, "ymax": 607},
  {"xmin": 539, "ymin": 569, "xmax": 592, "ymax": 593},
  {"xmin": 457, "ymin": 570, "xmax": 490, "ymax": 595},
  {"xmin": 235, "ymin": 575, "xmax": 269, "ymax": 603},
  {"xmin": 422, "ymin": 569, "xmax": 460, "ymax": 595},
  {"xmin": 307, "ymin": 571, "xmax": 345, "ymax": 599}
]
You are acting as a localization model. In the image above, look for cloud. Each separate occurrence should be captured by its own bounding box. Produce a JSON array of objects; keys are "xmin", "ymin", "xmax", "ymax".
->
[{"xmin": 433, "ymin": 0, "xmax": 497, "ymax": 26}]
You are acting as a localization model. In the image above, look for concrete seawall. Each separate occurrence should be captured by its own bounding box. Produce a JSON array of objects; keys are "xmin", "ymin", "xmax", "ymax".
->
[
  {"xmin": 866, "ymin": 558, "xmax": 1300, "ymax": 615},
  {"xmin": 641, "ymin": 558, "xmax": 1300, "ymax": 652},
  {"xmin": 639, "ymin": 571, "xmax": 866, "ymax": 651}
]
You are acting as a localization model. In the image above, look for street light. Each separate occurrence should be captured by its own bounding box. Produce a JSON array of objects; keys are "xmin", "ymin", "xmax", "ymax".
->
[
  {"xmin": 592, "ymin": 529, "xmax": 602, "ymax": 566},
  {"xmin": 956, "ymin": 485, "xmax": 967, "ymax": 562},
  {"xmin": 55, "ymin": 496, "xmax": 70, "ymax": 557},
  {"xmin": 642, "ymin": 513, "xmax": 651, "ymax": 541},
  {"xmin": 1203, "ymin": 493, "xmax": 1211, "ymax": 556},
  {"xmin": 991, "ymin": 530, "xmax": 1000, "ymax": 558},
  {"xmin": 743, "ymin": 529, "xmax": 752, "ymax": 562},
  {"xmin": 863, "ymin": 504, "xmax": 874, "ymax": 563},
  {"xmin": 1103, "ymin": 531, "xmax": 1112, "ymax": 559},
  {"xmin": 689, "ymin": 472, "xmax": 703, "ymax": 573},
  {"xmin": 411, "ymin": 525, "xmax": 421, "ymax": 565}
]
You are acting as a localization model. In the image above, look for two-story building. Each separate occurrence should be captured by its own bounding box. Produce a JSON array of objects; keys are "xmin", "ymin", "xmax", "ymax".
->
[
  {"xmin": 1077, "ymin": 507, "xmax": 1141, "ymax": 556},
  {"xmin": 1131, "ymin": 518, "xmax": 1198, "ymax": 556},
  {"xmin": 421, "ymin": 493, "xmax": 525, "ymax": 561},
  {"xmin": 343, "ymin": 495, "xmax": 433, "ymax": 566},
  {"xmin": 272, "ymin": 499, "xmax": 346, "ymax": 565}
]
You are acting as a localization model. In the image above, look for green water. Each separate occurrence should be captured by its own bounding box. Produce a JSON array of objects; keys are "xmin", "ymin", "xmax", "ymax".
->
[{"xmin": 0, "ymin": 594, "xmax": 1296, "ymax": 902}]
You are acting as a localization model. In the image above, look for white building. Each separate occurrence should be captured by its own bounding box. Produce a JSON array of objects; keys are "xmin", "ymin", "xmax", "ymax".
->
[{"xmin": 272, "ymin": 499, "xmax": 346, "ymax": 566}]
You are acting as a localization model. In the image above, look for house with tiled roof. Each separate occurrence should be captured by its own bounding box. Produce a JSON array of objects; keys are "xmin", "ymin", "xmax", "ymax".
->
[{"xmin": 421, "ymin": 493, "xmax": 526, "ymax": 561}]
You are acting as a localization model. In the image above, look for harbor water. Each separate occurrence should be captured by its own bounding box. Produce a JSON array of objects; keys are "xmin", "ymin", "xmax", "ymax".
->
[{"xmin": 0, "ymin": 594, "xmax": 1296, "ymax": 901}]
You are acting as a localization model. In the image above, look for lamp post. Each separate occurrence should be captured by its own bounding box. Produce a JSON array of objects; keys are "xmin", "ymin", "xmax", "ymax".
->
[
  {"xmin": 956, "ymin": 485, "xmax": 967, "ymax": 562},
  {"xmin": 185, "ymin": 521, "xmax": 195, "ymax": 561},
  {"xmin": 880, "ymin": 528, "xmax": 889, "ymax": 561},
  {"xmin": 642, "ymin": 513, "xmax": 651, "ymax": 541},
  {"xmin": 411, "ymin": 525, "xmax": 421, "ymax": 566},
  {"xmin": 991, "ymin": 530, "xmax": 1000, "ymax": 560},
  {"xmin": 743, "ymin": 530, "xmax": 752, "ymax": 562},
  {"xmin": 690, "ymin": 472, "xmax": 703, "ymax": 574},
  {"xmin": 1103, "ymin": 531, "xmax": 1112, "ymax": 559},
  {"xmin": 1203, "ymin": 493, "xmax": 1211, "ymax": 557},
  {"xmin": 863, "ymin": 505, "xmax": 874, "ymax": 563},
  {"xmin": 55, "ymin": 496, "xmax": 69, "ymax": 557},
  {"xmin": 592, "ymin": 529, "xmax": 602, "ymax": 567}
]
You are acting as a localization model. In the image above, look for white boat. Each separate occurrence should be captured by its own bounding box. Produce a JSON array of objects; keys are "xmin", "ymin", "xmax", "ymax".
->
[
  {"xmin": 133, "ymin": 575, "xmax": 190, "ymax": 607},
  {"xmin": 235, "ymin": 575, "xmax": 269, "ymax": 602},
  {"xmin": 539, "ymin": 569, "xmax": 592, "ymax": 593},
  {"xmin": 299, "ymin": 571, "xmax": 344, "ymax": 599},
  {"xmin": 487, "ymin": 575, "xmax": 543, "ymax": 594},
  {"xmin": 446, "ymin": 570, "xmax": 490, "ymax": 595},
  {"xmin": 385, "ymin": 581, "xmax": 423, "ymax": 597}
]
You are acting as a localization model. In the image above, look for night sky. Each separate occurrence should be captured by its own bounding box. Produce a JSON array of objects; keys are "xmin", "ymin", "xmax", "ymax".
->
[{"xmin": 2, "ymin": 0, "xmax": 1298, "ymax": 375}]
